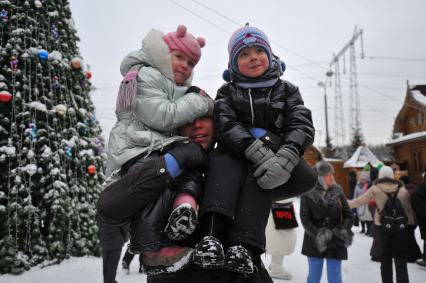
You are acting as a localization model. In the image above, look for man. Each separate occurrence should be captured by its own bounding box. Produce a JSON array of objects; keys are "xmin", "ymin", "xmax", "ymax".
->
[
  {"xmin": 145, "ymin": 116, "xmax": 274, "ymax": 283},
  {"xmin": 97, "ymin": 116, "xmax": 212, "ymax": 283}
]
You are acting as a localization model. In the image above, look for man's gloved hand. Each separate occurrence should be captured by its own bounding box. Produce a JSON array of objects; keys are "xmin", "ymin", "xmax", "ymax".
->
[
  {"xmin": 167, "ymin": 141, "xmax": 208, "ymax": 172},
  {"xmin": 253, "ymin": 144, "xmax": 300, "ymax": 190},
  {"xmin": 244, "ymin": 139, "xmax": 276, "ymax": 168}
]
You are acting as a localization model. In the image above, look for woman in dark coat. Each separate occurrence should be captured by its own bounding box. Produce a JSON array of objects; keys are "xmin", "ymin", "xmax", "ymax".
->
[
  {"xmin": 300, "ymin": 161, "xmax": 353, "ymax": 283},
  {"xmin": 411, "ymin": 171, "xmax": 426, "ymax": 267}
]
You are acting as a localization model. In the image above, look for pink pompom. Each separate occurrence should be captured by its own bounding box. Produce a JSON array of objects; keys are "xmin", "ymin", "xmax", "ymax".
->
[
  {"xmin": 197, "ymin": 37, "xmax": 206, "ymax": 48},
  {"xmin": 176, "ymin": 25, "xmax": 187, "ymax": 37}
]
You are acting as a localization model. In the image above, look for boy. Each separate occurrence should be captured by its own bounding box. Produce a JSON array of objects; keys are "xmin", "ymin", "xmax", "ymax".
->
[{"xmin": 192, "ymin": 24, "xmax": 316, "ymax": 274}]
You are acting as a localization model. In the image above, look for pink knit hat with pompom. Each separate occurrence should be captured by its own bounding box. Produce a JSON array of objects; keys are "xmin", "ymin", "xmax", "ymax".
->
[{"xmin": 163, "ymin": 25, "xmax": 206, "ymax": 64}]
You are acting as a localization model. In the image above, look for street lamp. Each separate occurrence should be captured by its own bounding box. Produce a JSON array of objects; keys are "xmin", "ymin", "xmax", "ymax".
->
[{"xmin": 317, "ymin": 81, "xmax": 330, "ymax": 144}]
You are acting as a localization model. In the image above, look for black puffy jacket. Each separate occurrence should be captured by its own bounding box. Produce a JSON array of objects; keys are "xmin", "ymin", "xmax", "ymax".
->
[{"xmin": 214, "ymin": 65, "xmax": 314, "ymax": 157}]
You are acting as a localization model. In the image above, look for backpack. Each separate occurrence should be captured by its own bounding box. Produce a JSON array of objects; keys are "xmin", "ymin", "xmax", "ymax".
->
[{"xmin": 378, "ymin": 185, "xmax": 408, "ymax": 232}]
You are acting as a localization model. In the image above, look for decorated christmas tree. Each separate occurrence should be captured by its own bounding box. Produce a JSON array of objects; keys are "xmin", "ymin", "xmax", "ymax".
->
[{"xmin": 0, "ymin": 0, "xmax": 106, "ymax": 274}]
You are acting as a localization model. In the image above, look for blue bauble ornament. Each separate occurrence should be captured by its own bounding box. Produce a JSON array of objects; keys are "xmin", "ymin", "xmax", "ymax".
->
[{"xmin": 38, "ymin": 49, "xmax": 49, "ymax": 60}]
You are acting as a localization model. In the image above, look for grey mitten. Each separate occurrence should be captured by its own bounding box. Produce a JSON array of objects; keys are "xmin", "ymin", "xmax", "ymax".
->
[
  {"xmin": 315, "ymin": 227, "xmax": 333, "ymax": 253},
  {"xmin": 333, "ymin": 227, "xmax": 354, "ymax": 248},
  {"xmin": 253, "ymin": 145, "xmax": 300, "ymax": 190},
  {"xmin": 244, "ymin": 139, "xmax": 276, "ymax": 168}
]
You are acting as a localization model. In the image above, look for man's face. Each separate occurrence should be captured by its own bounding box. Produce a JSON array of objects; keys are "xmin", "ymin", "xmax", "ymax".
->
[
  {"xmin": 180, "ymin": 117, "xmax": 214, "ymax": 150},
  {"xmin": 170, "ymin": 50, "xmax": 195, "ymax": 86}
]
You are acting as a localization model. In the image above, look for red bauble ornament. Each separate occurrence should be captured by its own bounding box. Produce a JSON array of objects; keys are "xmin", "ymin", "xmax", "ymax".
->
[
  {"xmin": 0, "ymin": 90, "xmax": 12, "ymax": 103},
  {"xmin": 85, "ymin": 71, "xmax": 92, "ymax": 79},
  {"xmin": 87, "ymin": 165, "xmax": 96, "ymax": 175}
]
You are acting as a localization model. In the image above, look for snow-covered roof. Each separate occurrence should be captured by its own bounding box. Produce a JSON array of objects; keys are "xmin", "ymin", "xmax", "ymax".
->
[
  {"xmin": 411, "ymin": 89, "xmax": 426, "ymax": 106},
  {"xmin": 387, "ymin": 131, "xmax": 426, "ymax": 146},
  {"xmin": 343, "ymin": 146, "xmax": 382, "ymax": 168}
]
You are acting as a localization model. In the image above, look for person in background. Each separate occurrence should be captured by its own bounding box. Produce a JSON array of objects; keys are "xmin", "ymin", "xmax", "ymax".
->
[
  {"xmin": 354, "ymin": 171, "xmax": 373, "ymax": 236},
  {"xmin": 348, "ymin": 170, "xmax": 357, "ymax": 200},
  {"xmin": 349, "ymin": 166, "xmax": 414, "ymax": 283},
  {"xmin": 300, "ymin": 161, "xmax": 353, "ymax": 283},
  {"xmin": 121, "ymin": 246, "xmax": 143, "ymax": 274},
  {"xmin": 265, "ymin": 198, "xmax": 297, "ymax": 280},
  {"xmin": 399, "ymin": 175, "xmax": 422, "ymax": 263},
  {"xmin": 411, "ymin": 169, "xmax": 426, "ymax": 267}
]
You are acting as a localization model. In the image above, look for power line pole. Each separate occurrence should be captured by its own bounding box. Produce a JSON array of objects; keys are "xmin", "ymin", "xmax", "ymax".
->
[{"xmin": 330, "ymin": 26, "xmax": 365, "ymax": 146}]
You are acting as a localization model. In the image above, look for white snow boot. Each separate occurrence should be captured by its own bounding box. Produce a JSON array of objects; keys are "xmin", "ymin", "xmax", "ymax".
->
[{"xmin": 269, "ymin": 255, "xmax": 292, "ymax": 280}]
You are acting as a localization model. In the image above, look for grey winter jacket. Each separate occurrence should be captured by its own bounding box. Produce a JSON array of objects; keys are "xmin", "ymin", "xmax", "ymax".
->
[{"xmin": 107, "ymin": 29, "xmax": 211, "ymax": 172}]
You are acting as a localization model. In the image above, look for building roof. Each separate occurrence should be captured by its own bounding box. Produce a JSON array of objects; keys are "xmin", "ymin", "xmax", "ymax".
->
[
  {"xmin": 343, "ymin": 145, "xmax": 382, "ymax": 168},
  {"xmin": 387, "ymin": 130, "xmax": 426, "ymax": 146}
]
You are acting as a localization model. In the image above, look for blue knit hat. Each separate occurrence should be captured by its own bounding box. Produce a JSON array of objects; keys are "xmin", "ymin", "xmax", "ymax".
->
[{"xmin": 228, "ymin": 23, "xmax": 273, "ymax": 73}]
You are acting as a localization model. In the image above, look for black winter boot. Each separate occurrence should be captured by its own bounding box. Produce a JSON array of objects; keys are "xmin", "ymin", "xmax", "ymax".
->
[
  {"xmin": 224, "ymin": 244, "xmax": 254, "ymax": 275},
  {"xmin": 164, "ymin": 203, "xmax": 198, "ymax": 241},
  {"xmin": 192, "ymin": 213, "xmax": 228, "ymax": 269}
]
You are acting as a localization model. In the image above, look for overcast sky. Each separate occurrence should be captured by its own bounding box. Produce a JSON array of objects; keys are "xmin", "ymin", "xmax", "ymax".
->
[{"xmin": 68, "ymin": 0, "xmax": 426, "ymax": 148}]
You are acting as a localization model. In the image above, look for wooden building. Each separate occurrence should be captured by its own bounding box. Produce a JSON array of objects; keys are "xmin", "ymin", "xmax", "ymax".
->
[{"xmin": 387, "ymin": 84, "xmax": 426, "ymax": 184}]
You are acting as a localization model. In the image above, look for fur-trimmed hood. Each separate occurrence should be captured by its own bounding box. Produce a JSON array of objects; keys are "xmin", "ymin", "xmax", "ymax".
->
[
  {"xmin": 119, "ymin": 29, "xmax": 193, "ymax": 86},
  {"xmin": 307, "ymin": 183, "xmax": 343, "ymax": 208},
  {"xmin": 373, "ymin": 177, "xmax": 403, "ymax": 187}
]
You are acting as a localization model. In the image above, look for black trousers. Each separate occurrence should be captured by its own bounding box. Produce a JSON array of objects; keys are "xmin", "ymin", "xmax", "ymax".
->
[
  {"xmin": 377, "ymin": 226, "xmax": 409, "ymax": 283},
  {"xmin": 200, "ymin": 149, "xmax": 316, "ymax": 251},
  {"xmin": 380, "ymin": 257, "xmax": 409, "ymax": 283},
  {"xmin": 98, "ymin": 220, "xmax": 130, "ymax": 283}
]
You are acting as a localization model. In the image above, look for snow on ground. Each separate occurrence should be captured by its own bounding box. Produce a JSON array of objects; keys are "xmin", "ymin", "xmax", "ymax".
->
[{"xmin": 1, "ymin": 200, "xmax": 425, "ymax": 283}]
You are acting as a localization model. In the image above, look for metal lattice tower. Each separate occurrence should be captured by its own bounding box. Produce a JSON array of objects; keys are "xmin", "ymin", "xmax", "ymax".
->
[
  {"xmin": 330, "ymin": 26, "xmax": 364, "ymax": 145},
  {"xmin": 332, "ymin": 59, "xmax": 345, "ymax": 146},
  {"xmin": 349, "ymin": 38, "xmax": 362, "ymax": 138}
]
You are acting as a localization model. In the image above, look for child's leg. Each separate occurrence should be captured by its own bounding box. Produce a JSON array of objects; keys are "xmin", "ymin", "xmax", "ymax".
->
[
  {"xmin": 192, "ymin": 149, "xmax": 245, "ymax": 269},
  {"xmin": 129, "ymin": 188, "xmax": 174, "ymax": 254},
  {"xmin": 273, "ymin": 158, "xmax": 317, "ymax": 201},
  {"xmin": 226, "ymin": 164, "xmax": 273, "ymax": 252},
  {"xmin": 199, "ymin": 148, "xmax": 245, "ymax": 220},
  {"xmin": 222, "ymin": 164, "xmax": 273, "ymax": 274},
  {"xmin": 164, "ymin": 171, "xmax": 204, "ymax": 241},
  {"xmin": 97, "ymin": 154, "xmax": 172, "ymax": 224}
]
